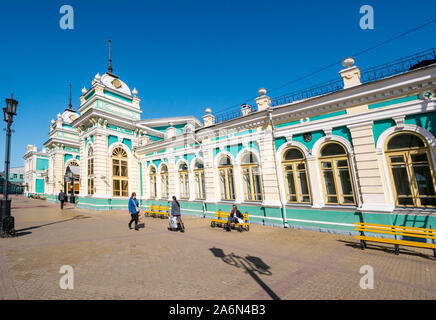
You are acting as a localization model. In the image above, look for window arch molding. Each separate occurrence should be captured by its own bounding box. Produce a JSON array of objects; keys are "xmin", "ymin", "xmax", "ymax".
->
[
  {"xmin": 376, "ymin": 124, "xmax": 436, "ymax": 154},
  {"xmin": 157, "ymin": 161, "xmax": 169, "ymax": 174},
  {"xmin": 175, "ymin": 158, "xmax": 190, "ymax": 172},
  {"xmin": 108, "ymin": 142, "xmax": 133, "ymax": 159},
  {"xmin": 235, "ymin": 147, "xmax": 262, "ymax": 166},
  {"xmin": 189, "ymin": 156, "xmax": 205, "ymax": 173},
  {"xmin": 214, "ymin": 150, "xmax": 237, "ymax": 168},
  {"xmin": 311, "ymin": 135, "xmax": 354, "ymax": 157},
  {"xmin": 275, "ymin": 140, "xmax": 311, "ymax": 160}
]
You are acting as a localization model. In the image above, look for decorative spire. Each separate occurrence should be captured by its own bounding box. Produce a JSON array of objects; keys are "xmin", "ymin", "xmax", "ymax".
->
[
  {"xmin": 108, "ymin": 39, "xmax": 113, "ymax": 74},
  {"xmin": 68, "ymin": 82, "xmax": 72, "ymax": 109}
]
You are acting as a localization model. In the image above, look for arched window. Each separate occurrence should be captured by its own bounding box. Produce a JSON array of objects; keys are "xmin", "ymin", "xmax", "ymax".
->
[
  {"xmin": 178, "ymin": 162, "xmax": 189, "ymax": 199},
  {"xmin": 87, "ymin": 147, "xmax": 94, "ymax": 195},
  {"xmin": 218, "ymin": 156, "xmax": 235, "ymax": 200},
  {"xmin": 319, "ymin": 142, "xmax": 355, "ymax": 205},
  {"xmin": 282, "ymin": 147, "xmax": 310, "ymax": 203},
  {"xmin": 241, "ymin": 153, "xmax": 262, "ymax": 201},
  {"xmin": 385, "ymin": 132, "xmax": 436, "ymax": 207},
  {"xmin": 160, "ymin": 164, "xmax": 169, "ymax": 199},
  {"xmin": 149, "ymin": 166, "xmax": 157, "ymax": 198},
  {"xmin": 194, "ymin": 160, "xmax": 205, "ymax": 200},
  {"xmin": 112, "ymin": 147, "xmax": 128, "ymax": 197}
]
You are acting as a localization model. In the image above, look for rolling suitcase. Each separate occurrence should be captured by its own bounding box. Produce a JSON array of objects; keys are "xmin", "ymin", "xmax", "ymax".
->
[{"xmin": 168, "ymin": 216, "xmax": 179, "ymax": 231}]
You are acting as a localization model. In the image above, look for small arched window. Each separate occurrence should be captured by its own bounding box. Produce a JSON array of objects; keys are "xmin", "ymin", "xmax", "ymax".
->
[
  {"xmin": 218, "ymin": 156, "xmax": 235, "ymax": 200},
  {"xmin": 112, "ymin": 147, "xmax": 128, "ymax": 197},
  {"xmin": 194, "ymin": 160, "xmax": 205, "ymax": 200},
  {"xmin": 241, "ymin": 153, "xmax": 262, "ymax": 201},
  {"xmin": 178, "ymin": 162, "xmax": 189, "ymax": 199},
  {"xmin": 385, "ymin": 132, "xmax": 436, "ymax": 207},
  {"xmin": 319, "ymin": 142, "xmax": 355, "ymax": 205},
  {"xmin": 149, "ymin": 166, "xmax": 157, "ymax": 198},
  {"xmin": 160, "ymin": 164, "xmax": 169, "ymax": 199},
  {"xmin": 282, "ymin": 147, "xmax": 310, "ymax": 203}
]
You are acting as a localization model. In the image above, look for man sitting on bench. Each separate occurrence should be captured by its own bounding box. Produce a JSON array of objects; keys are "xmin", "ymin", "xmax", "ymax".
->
[{"xmin": 226, "ymin": 204, "xmax": 243, "ymax": 232}]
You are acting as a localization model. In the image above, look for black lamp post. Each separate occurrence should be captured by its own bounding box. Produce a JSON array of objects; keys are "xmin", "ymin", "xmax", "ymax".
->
[
  {"xmin": 1, "ymin": 94, "xmax": 18, "ymax": 237},
  {"xmin": 67, "ymin": 168, "xmax": 74, "ymax": 203}
]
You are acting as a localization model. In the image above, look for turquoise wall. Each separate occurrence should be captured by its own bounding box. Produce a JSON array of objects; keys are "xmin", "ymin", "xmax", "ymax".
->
[
  {"xmin": 35, "ymin": 179, "xmax": 44, "ymax": 193},
  {"xmin": 36, "ymin": 158, "xmax": 49, "ymax": 171},
  {"xmin": 373, "ymin": 111, "xmax": 436, "ymax": 146}
]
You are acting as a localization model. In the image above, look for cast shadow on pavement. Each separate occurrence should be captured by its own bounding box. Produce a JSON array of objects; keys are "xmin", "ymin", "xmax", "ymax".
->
[
  {"xmin": 209, "ymin": 247, "xmax": 280, "ymax": 300},
  {"xmin": 338, "ymin": 239, "xmax": 436, "ymax": 261},
  {"xmin": 15, "ymin": 214, "xmax": 90, "ymax": 233}
]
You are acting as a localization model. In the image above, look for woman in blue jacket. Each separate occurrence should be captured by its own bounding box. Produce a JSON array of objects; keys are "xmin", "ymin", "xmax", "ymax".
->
[{"xmin": 128, "ymin": 192, "xmax": 140, "ymax": 230}]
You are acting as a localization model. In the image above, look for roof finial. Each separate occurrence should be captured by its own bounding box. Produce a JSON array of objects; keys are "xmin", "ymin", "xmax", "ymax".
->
[{"xmin": 108, "ymin": 39, "xmax": 113, "ymax": 74}]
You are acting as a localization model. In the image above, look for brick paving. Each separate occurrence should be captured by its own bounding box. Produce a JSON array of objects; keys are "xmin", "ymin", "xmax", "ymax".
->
[{"xmin": 0, "ymin": 195, "xmax": 435, "ymax": 300}]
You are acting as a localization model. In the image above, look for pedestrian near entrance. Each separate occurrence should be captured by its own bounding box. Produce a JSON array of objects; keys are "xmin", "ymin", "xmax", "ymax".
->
[
  {"xmin": 226, "ymin": 204, "xmax": 243, "ymax": 232},
  {"xmin": 128, "ymin": 192, "xmax": 140, "ymax": 231},
  {"xmin": 171, "ymin": 196, "xmax": 185, "ymax": 232},
  {"xmin": 58, "ymin": 190, "xmax": 66, "ymax": 210}
]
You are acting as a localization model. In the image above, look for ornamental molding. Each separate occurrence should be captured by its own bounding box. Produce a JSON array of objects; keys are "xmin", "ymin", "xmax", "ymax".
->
[{"xmin": 275, "ymin": 98, "xmax": 436, "ymax": 138}]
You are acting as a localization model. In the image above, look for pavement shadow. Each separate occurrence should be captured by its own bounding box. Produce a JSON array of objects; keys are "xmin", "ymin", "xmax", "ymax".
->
[
  {"xmin": 209, "ymin": 247, "xmax": 280, "ymax": 300},
  {"xmin": 15, "ymin": 214, "xmax": 90, "ymax": 233},
  {"xmin": 338, "ymin": 239, "xmax": 436, "ymax": 261}
]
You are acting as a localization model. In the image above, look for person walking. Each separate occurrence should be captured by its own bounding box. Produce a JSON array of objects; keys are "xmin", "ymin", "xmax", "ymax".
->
[
  {"xmin": 226, "ymin": 204, "xmax": 243, "ymax": 232},
  {"xmin": 58, "ymin": 190, "xmax": 66, "ymax": 210},
  {"xmin": 128, "ymin": 192, "xmax": 140, "ymax": 231},
  {"xmin": 171, "ymin": 196, "xmax": 185, "ymax": 232}
]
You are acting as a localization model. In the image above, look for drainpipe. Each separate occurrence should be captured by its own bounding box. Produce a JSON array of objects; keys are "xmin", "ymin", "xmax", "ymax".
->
[{"xmin": 267, "ymin": 108, "xmax": 289, "ymax": 228}]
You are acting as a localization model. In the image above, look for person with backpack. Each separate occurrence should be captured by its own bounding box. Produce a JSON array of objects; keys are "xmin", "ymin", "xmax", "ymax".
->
[
  {"xmin": 171, "ymin": 196, "xmax": 185, "ymax": 232},
  {"xmin": 128, "ymin": 192, "xmax": 140, "ymax": 231}
]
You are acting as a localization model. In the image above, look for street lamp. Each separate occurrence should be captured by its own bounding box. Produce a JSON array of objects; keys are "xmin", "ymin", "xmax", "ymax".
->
[
  {"xmin": 1, "ymin": 94, "xmax": 18, "ymax": 237},
  {"xmin": 66, "ymin": 167, "xmax": 74, "ymax": 203}
]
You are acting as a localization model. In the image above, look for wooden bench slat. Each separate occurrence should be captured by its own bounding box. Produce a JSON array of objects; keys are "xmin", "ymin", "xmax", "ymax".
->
[
  {"xmin": 355, "ymin": 222, "xmax": 436, "ymax": 232},
  {"xmin": 355, "ymin": 227, "xmax": 436, "ymax": 239},
  {"xmin": 355, "ymin": 235, "xmax": 436, "ymax": 249}
]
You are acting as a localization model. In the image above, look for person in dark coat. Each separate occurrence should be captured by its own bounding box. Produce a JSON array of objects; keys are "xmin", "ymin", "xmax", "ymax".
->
[
  {"xmin": 171, "ymin": 196, "xmax": 185, "ymax": 232},
  {"xmin": 58, "ymin": 190, "xmax": 66, "ymax": 210},
  {"xmin": 128, "ymin": 192, "xmax": 140, "ymax": 230},
  {"xmin": 226, "ymin": 204, "xmax": 243, "ymax": 231}
]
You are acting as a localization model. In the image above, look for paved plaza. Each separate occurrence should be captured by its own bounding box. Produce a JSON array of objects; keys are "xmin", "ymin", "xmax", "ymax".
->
[{"xmin": 0, "ymin": 196, "xmax": 435, "ymax": 300}]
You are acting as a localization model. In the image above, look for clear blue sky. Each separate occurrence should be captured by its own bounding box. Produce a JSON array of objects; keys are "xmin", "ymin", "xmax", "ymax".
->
[{"xmin": 0, "ymin": 0, "xmax": 435, "ymax": 170}]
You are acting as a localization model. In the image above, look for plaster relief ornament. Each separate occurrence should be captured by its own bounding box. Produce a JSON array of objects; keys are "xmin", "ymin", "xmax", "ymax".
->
[
  {"xmin": 132, "ymin": 88, "xmax": 138, "ymax": 96},
  {"xmin": 81, "ymin": 87, "xmax": 87, "ymax": 94},
  {"xmin": 112, "ymin": 78, "xmax": 122, "ymax": 89}
]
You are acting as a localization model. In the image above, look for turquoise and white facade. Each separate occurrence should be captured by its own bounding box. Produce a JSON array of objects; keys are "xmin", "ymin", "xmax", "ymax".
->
[
  {"xmin": 23, "ymin": 145, "xmax": 49, "ymax": 195},
  {"xmin": 27, "ymin": 50, "xmax": 436, "ymax": 234}
]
